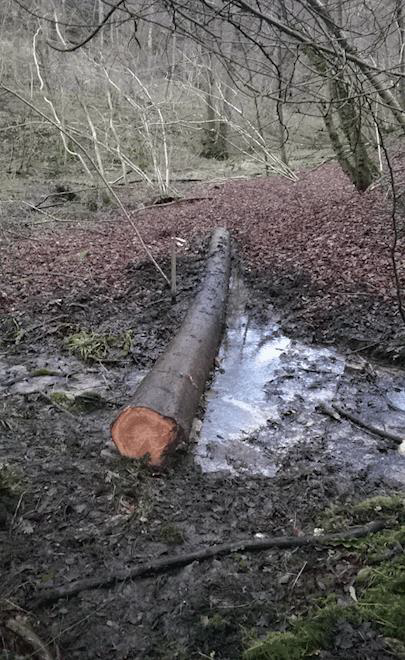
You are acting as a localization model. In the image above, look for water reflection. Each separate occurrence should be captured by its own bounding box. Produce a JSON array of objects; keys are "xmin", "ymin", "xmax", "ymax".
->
[
  {"xmin": 195, "ymin": 278, "xmax": 344, "ymax": 475},
  {"xmin": 195, "ymin": 275, "xmax": 405, "ymax": 484}
]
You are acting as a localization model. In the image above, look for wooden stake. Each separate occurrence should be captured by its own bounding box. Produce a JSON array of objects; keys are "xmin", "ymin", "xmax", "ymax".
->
[{"xmin": 171, "ymin": 237, "xmax": 177, "ymax": 303}]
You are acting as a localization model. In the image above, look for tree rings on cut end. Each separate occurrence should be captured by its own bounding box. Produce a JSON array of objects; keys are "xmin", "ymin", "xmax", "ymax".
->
[{"xmin": 111, "ymin": 406, "xmax": 178, "ymax": 466}]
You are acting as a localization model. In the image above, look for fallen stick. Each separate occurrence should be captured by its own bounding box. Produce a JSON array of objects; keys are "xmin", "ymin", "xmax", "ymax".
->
[
  {"xmin": 111, "ymin": 228, "xmax": 231, "ymax": 466},
  {"xmin": 7, "ymin": 616, "xmax": 55, "ymax": 660},
  {"xmin": 33, "ymin": 520, "xmax": 385, "ymax": 606},
  {"xmin": 318, "ymin": 402, "xmax": 404, "ymax": 445}
]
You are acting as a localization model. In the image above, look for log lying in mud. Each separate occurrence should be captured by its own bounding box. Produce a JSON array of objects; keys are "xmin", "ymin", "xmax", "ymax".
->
[{"xmin": 111, "ymin": 228, "xmax": 231, "ymax": 466}]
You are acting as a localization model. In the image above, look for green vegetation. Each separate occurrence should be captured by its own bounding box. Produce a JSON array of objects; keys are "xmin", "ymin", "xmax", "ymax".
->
[
  {"xmin": 31, "ymin": 368, "xmax": 61, "ymax": 377},
  {"xmin": 65, "ymin": 329, "xmax": 132, "ymax": 362},
  {"xmin": 0, "ymin": 463, "xmax": 22, "ymax": 498},
  {"xmin": 244, "ymin": 495, "xmax": 405, "ymax": 660},
  {"xmin": 49, "ymin": 390, "xmax": 106, "ymax": 413},
  {"xmin": 49, "ymin": 391, "xmax": 72, "ymax": 408},
  {"xmin": 159, "ymin": 523, "xmax": 184, "ymax": 545},
  {"xmin": 0, "ymin": 317, "xmax": 25, "ymax": 346},
  {"xmin": 320, "ymin": 494, "xmax": 405, "ymax": 534},
  {"xmin": 245, "ymin": 601, "xmax": 357, "ymax": 660}
]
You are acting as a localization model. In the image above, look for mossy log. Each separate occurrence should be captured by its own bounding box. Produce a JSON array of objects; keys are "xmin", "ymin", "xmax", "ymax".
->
[{"xmin": 111, "ymin": 228, "xmax": 231, "ymax": 466}]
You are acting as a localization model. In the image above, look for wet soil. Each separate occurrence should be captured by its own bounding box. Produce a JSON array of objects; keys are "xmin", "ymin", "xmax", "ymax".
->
[
  {"xmin": 1, "ymin": 254, "xmax": 404, "ymax": 660},
  {"xmin": 1, "ymin": 175, "xmax": 405, "ymax": 658}
]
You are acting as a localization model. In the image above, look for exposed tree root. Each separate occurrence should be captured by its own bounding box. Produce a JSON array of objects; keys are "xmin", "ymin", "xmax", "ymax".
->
[
  {"xmin": 33, "ymin": 520, "xmax": 385, "ymax": 607},
  {"xmin": 319, "ymin": 402, "xmax": 404, "ymax": 445}
]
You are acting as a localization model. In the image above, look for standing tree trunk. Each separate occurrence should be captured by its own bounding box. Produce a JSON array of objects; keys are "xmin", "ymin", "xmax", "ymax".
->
[
  {"xmin": 276, "ymin": 45, "xmax": 289, "ymax": 168},
  {"xmin": 308, "ymin": 48, "xmax": 377, "ymax": 191},
  {"xmin": 396, "ymin": 0, "xmax": 405, "ymax": 108},
  {"xmin": 201, "ymin": 59, "xmax": 229, "ymax": 160}
]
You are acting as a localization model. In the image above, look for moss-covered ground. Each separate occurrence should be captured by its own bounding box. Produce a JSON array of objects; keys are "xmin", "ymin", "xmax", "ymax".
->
[{"xmin": 245, "ymin": 495, "xmax": 405, "ymax": 660}]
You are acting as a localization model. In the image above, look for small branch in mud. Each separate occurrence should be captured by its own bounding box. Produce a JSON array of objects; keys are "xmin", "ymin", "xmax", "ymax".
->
[
  {"xmin": 318, "ymin": 402, "xmax": 404, "ymax": 446},
  {"xmin": 148, "ymin": 195, "xmax": 212, "ymax": 209},
  {"xmin": 33, "ymin": 520, "xmax": 385, "ymax": 606},
  {"xmin": 6, "ymin": 615, "xmax": 56, "ymax": 660}
]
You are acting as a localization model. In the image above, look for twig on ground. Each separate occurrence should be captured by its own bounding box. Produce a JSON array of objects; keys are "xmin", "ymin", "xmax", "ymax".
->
[
  {"xmin": 136, "ymin": 196, "xmax": 212, "ymax": 213},
  {"xmin": 112, "ymin": 176, "xmax": 205, "ymax": 185},
  {"xmin": 291, "ymin": 560, "xmax": 308, "ymax": 590},
  {"xmin": 21, "ymin": 201, "xmax": 62, "ymax": 223},
  {"xmin": 6, "ymin": 615, "xmax": 55, "ymax": 660},
  {"xmin": 318, "ymin": 401, "xmax": 404, "ymax": 445},
  {"xmin": 349, "ymin": 339, "xmax": 386, "ymax": 354},
  {"xmin": 33, "ymin": 520, "xmax": 385, "ymax": 606}
]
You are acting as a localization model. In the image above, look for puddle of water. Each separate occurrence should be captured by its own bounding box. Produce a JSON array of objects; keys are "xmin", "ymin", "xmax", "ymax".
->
[
  {"xmin": 195, "ymin": 276, "xmax": 344, "ymax": 476},
  {"xmin": 195, "ymin": 318, "xmax": 344, "ymax": 476},
  {"xmin": 195, "ymin": 274, "xmax": 405, "ymax": 484}
]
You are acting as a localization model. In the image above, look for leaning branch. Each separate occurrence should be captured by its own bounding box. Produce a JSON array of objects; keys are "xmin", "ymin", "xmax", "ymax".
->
[
  {"xmin": 33, "ymin": 520, "xmax": 385, "ymax": 606},
  {"xmin": 50, "ymin": 0, "xmax": 127, "ymax": 52}
]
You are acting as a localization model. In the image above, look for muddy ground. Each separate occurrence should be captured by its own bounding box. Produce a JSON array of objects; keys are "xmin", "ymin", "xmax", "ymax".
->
[{"xmin": 1, "ymin": 171, "xmax": 405, "ymax": 659}]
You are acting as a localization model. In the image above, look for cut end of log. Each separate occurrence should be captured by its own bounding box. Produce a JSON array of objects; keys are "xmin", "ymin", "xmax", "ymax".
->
[{"xmin": 111, "ymin": 406, "xmax": 178, "ymax": 466}]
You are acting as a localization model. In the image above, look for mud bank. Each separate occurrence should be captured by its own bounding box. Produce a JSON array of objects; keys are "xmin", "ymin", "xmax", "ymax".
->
[{"xmin": 1, "ymin": 254, "xmax": 405, "ymax": 659}]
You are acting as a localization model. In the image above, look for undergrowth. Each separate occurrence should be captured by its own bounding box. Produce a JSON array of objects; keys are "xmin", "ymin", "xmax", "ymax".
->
[{"xmin": 65, "ymin": 329, "xmax": 132, "ymax": 362}]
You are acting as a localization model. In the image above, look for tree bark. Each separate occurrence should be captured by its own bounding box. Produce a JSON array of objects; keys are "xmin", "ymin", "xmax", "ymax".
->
[
  {"xmin": 111, "ymin": 228, "xmax": 231, "ymax": 466},
  {"xmin": 305, "ymin": 0, "xmax": 405, "ymax": 131}
]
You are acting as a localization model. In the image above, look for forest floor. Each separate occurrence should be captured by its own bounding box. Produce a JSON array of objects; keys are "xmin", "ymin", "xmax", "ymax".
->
[{"xmin": 1, "ymin": 163, "xmax": 405, "ymax": 659}]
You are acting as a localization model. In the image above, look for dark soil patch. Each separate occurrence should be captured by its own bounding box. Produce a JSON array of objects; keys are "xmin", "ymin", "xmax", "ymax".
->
[{"xmin": 0, "ymin": 422, "xmax": 396, "ymax": 660}]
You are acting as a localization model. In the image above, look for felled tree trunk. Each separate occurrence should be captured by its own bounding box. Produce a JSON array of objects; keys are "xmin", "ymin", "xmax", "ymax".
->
[{"xmin": 111, "ymin": 228, "xmax": 231, "ymax": 466}]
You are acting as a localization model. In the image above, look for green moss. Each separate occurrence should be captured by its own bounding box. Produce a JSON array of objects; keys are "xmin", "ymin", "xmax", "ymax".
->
[
  {"xmin": 245, "ymin": 498, "xmax": 405, "ymax": 660},
  {"xmin": 245, "ymin": 555, "xmax": 405, "ymax": 660},
  {"xmin": 359, "ymin": 555, "xmax": 405, "ymax": 641},
  {"xmin": 0, "ymin": 463, "xmax": 22, "ymax": 497},
  {"xmin": 321, "ymin": 494, "xmax": 405, "ymax": 533},
  {"xmin": 352, "ymin": 495, "xmax": 405, "ymax": 520},
  {"xmin": 244, "ymin": 602, "xmax": 356, "ymax": 660},
  {"xmin": 31, "ymin": 368, "xmax": 60, "ymax": 377},
  {"xmin": 159, "ymin": 523, "xmax": 184, "ymax": 545},
  {"xmin": 49, "ymin": 391, "xmax": 72, "ymax": 408},
  {"xmin": 351, "ymin": 526, "xmax": 405, "ymax": 561}
]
